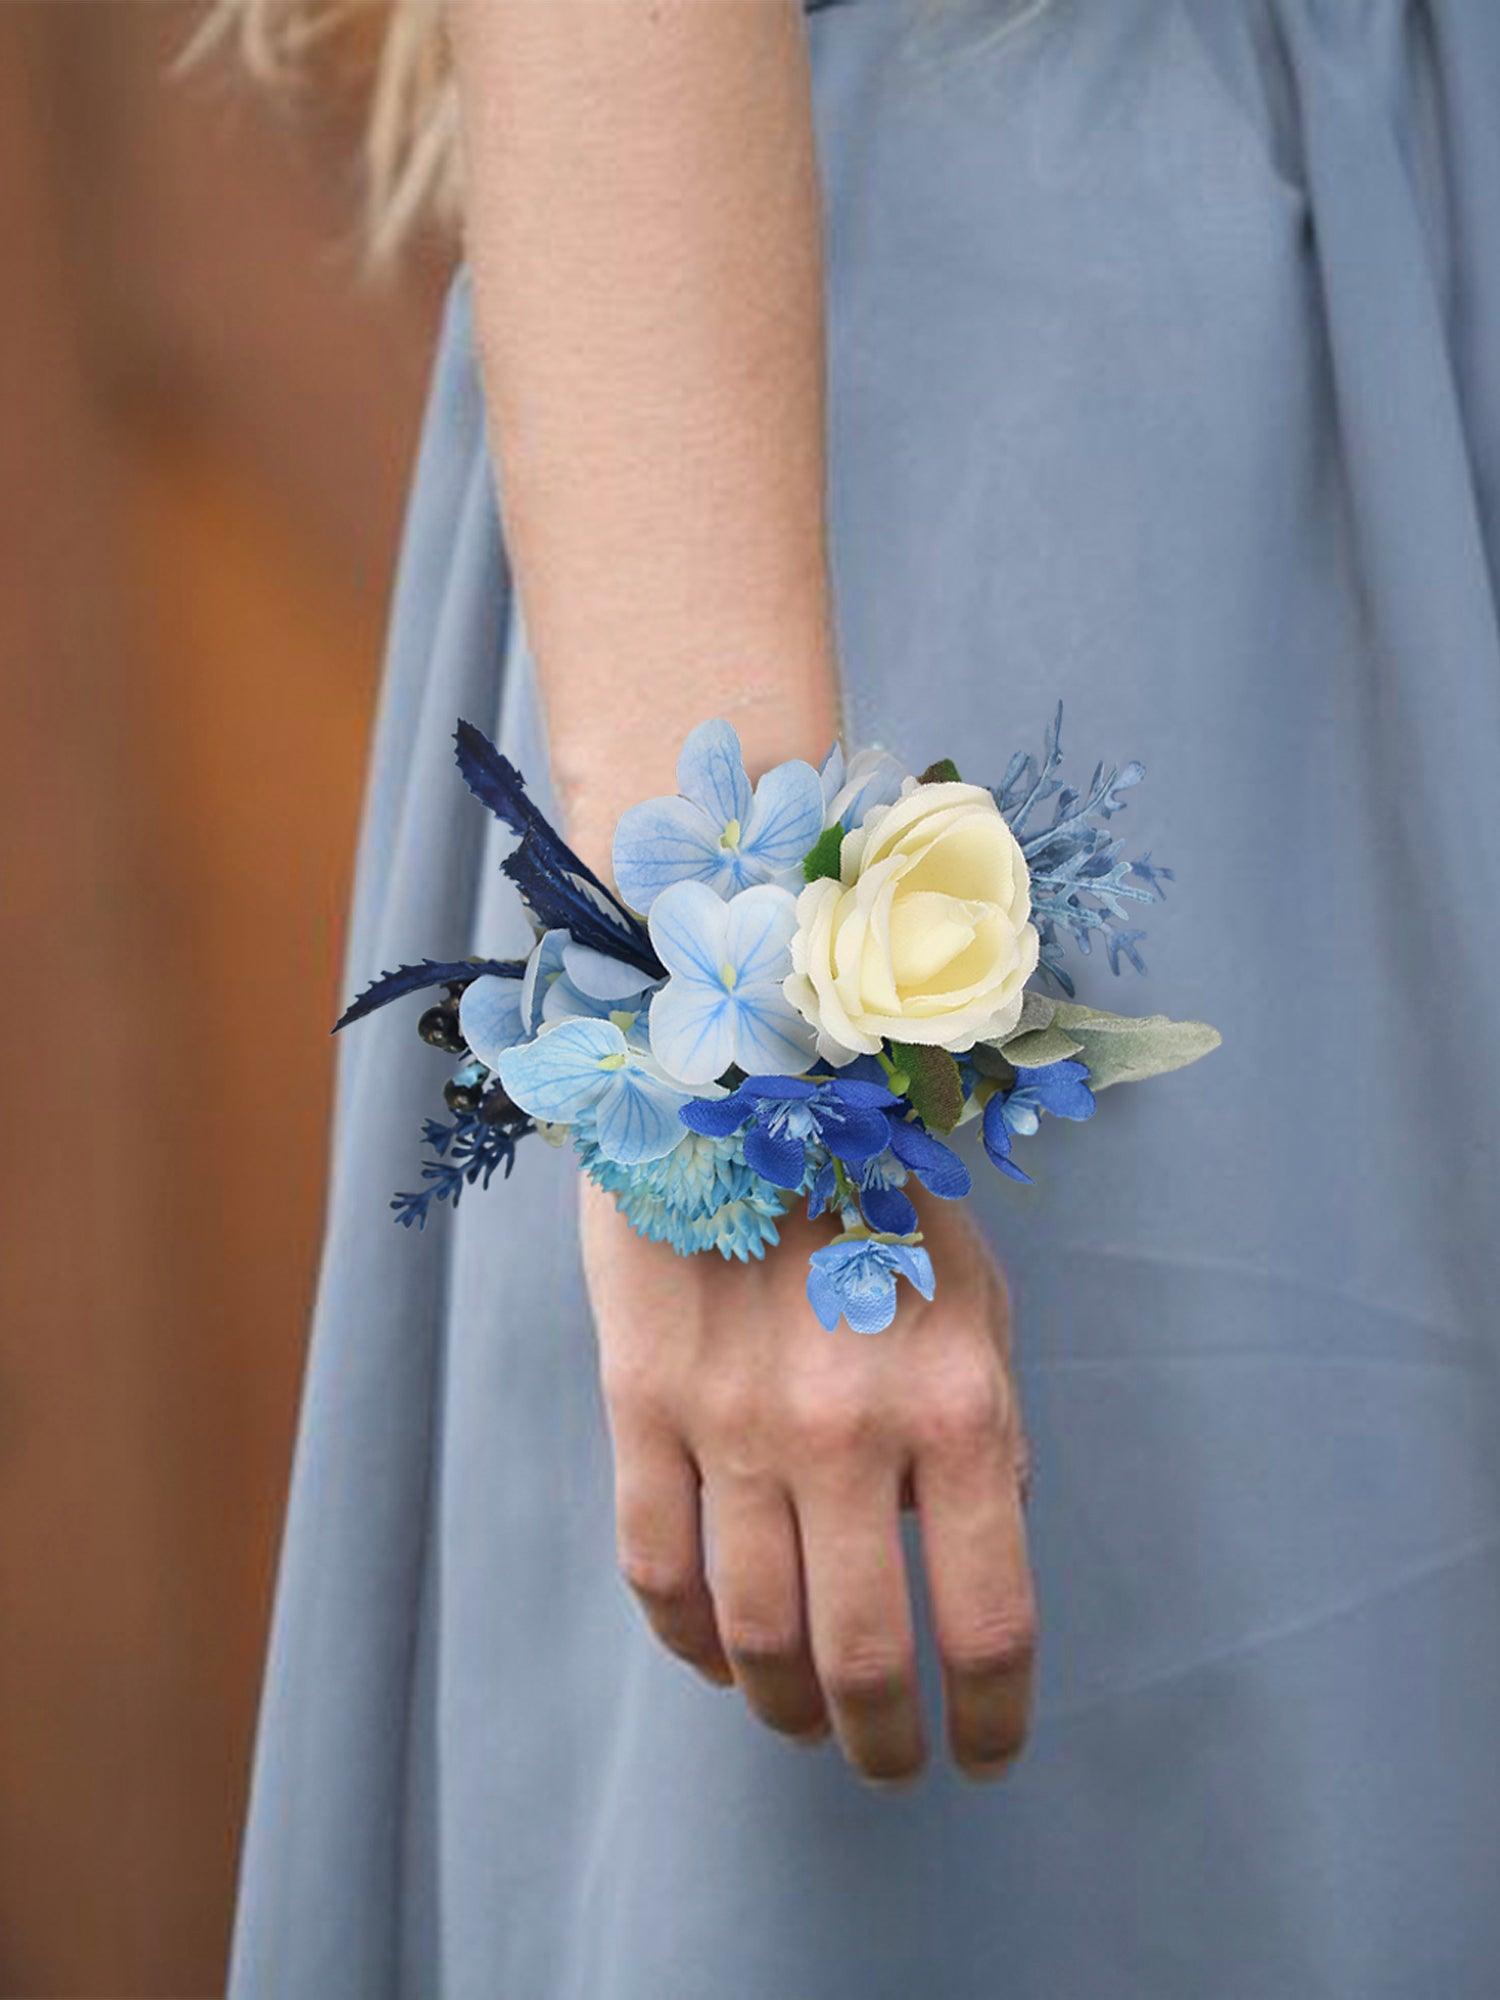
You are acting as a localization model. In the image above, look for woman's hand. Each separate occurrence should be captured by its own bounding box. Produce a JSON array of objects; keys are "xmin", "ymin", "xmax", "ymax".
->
[{"xmin": 582, "ymin": 1180, "xmax": 1036, "ymax": 1787}]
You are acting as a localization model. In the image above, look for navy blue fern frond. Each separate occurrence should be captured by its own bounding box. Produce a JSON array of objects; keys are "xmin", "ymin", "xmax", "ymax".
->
[
  {"xmin": 453, "ymin": 720, "xmax": 663, "ymax": 978},
  {"xmin": 994, "ymin": 702, "xmax": 1173, "ymax": 994}
]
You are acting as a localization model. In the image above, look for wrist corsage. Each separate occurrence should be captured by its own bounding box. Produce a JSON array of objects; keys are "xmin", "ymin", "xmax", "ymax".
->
[{"xmin": 336, "ymin": 707, "xmax": 1219, "ymax": 1332}]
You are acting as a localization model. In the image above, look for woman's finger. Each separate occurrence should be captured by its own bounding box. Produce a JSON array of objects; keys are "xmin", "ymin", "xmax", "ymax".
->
[
  {"xmin": 703, "ymin": 1471, "xmax": 828, "ymax": 1741},
  {"xmin": 912, "ymin": 1400, "xmax": 1036, "ymax": 1778},
  {"xmin": 612, "ymin": 1424, "xmax": 732, "ymax": 1687},
  {"xmin": 795, "ymin": 1458, "xmax": 925, "ymax": 1783}
]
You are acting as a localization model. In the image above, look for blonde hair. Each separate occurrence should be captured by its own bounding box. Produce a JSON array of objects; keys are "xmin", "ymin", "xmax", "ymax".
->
[
  {"xmin": 187, "ymin": 0, "xmax": 1054, "ymax": 270},
  {"xmin": 183, "ymin": 0, "xmax": 461, "ymax": 271}
]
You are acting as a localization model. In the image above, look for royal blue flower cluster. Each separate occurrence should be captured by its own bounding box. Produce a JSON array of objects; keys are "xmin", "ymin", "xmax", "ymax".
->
[{"xmin": 336, "ymin": 710, "xmax": 1219, "ymax": 1333}]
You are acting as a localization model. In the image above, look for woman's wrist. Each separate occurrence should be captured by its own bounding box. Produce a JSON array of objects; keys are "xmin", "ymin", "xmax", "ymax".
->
[{"xmin": 556, "ymin": 678, "xmax": 843, "ymax": 887}]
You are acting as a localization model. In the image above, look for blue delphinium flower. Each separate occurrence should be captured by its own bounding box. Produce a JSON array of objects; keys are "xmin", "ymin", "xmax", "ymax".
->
[
  {"xmin": 647, "ymin": 880, "xmax": 816, "ymax": 1083},
  {"xmin": 828, "ymin": 1054, "xmax": 975, "ymax": 1202},
  {"xmin": 804, "ymin": 1149, "xmax": 919, "ymax": 1237},
  {"xmin": 612, "ymin": 719, "xmax": 825, "ymax": 911},
  {"xmin": 981, "ymin": 1059, "xmax": 1096, "ymax": 1183},
  {"xmin": 806, "ymin": 1236, "xmax": 937, "ymax": 1335},
  {"xmin": 496, "ymin": 1016, "xmax": 695, "ymax": 1165},
  {"xmin": 679, "ymin": 1072, "xmax": 898, "ymax": 1189}
]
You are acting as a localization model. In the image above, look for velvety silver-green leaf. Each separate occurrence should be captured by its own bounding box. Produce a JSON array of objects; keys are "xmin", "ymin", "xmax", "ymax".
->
[
  {"xmin": 997, "ymin": 1024, "xmax": 1084, "ymax": 1068},
  {"xmin": 1051, "ymin": 1003, "xmax": 1222, "ymax": 1089},
  {"xmin": 1010, "ymin": 990, "xmax": 1059, "ymax": 1038}
]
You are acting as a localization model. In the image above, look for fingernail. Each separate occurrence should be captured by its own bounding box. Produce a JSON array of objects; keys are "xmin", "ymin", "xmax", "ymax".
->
[
  {"xmin": 863, "ymin": 1765, "xmax": 925, "ymax": 1793},
  {"xmin": 959, "ymin": 1753, "xmax": 1018, "ymax": 1784},
  {"xmin": 697, "ymin": 1660, "xmax": 735, "ymax": 1688},
  {"xmin": 790, "ymin": 1720, "xmax": 832, "ymax": 1748}
]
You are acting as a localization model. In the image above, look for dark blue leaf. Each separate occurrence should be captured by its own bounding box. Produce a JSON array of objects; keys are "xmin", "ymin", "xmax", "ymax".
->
[
  {"xmin": 334, "ymin": 957, "xmax": 526, "ymax": 1033},
  {"xmin": 454, "ymin": 720, "xmax": 663, "ymax": 978}
]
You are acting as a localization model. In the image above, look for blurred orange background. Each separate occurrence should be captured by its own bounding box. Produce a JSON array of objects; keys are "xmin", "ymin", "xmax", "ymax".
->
[{"xmin": 0, "ymin": 7, "xmax": 448, "ymax": 1991}]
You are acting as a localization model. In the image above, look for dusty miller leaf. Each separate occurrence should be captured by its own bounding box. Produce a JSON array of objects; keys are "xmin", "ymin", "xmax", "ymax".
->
[
  {"xmin": 997, "ymin": 1024, "xmax": 1085, "ymax": 1068},
  {"xmin": 1051, "ymin": 1003, "xmax": 1222, "ymax": 1089}
]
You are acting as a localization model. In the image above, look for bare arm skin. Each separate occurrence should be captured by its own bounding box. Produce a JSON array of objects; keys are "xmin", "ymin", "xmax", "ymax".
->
[{"xmin": 450, "ymin": 0, "xmax": 1036, "ymax": 1784}]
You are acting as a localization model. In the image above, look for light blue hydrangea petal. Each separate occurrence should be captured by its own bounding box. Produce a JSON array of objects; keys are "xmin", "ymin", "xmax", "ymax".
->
[
  {"xmin": 646, "ymin": 878, "xmax": 729, "ymax": 984},
  {"xmin": 611, "ymin": 795, "xmax": 726, "ymax": 913},
  {"xmin": 647, "ymin": 977, "xmax": 736, "ymax": 1087},
  {"xmin": 676, "ymin": 718, "xmax": 752, "ymax": 828},
  {"xmin": 495, "ymin": 1015, "xmax": 621, "ymax": 1124},
  {"xmin": 833, "ymin": 748, "xmax": 910, "ymax": 831},
  {"xmin": 592, "ymin": 1065, "xmax": 691, "ymax": 1165},
  {"xmin": 740, "ymin": 759, "xmax": 825, "ymax": 874},
  {"xmin": 521, "ymin": 928, "xmax": 570, "ymax": 1034},
  {"xmin": 729, "ymin": 992, "xmax": 817, "ymax": 1076},
  {"xmin": 457, "ymin": 973, "xmax": 526, "ymax": 1069},
  {"xmin": 563, "ymin": 941, "xmax": 655, "ymax": 1002},
  {"xmin": 818, "ymin": 741, "xmax": 846, "ymax": 811},
  {"xmin": 722, "ymin": 883, "xmax": 798, "ymax": 989},
  {"xmin": 539, "ymin": 972, "xmax": 642, "ymax": 1026}
]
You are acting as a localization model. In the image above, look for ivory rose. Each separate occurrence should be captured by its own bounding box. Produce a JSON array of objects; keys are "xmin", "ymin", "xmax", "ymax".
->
[{"xmin": 783, "ymin": 781, "xmax": 1039, "ymax": 1064}]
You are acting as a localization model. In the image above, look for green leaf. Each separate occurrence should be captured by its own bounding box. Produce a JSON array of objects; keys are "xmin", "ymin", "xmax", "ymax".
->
[
  {"xmin": 890, "ymin": 1042, "xmax": 966, "ymax": 1132},
  {"xmin": 1050, "ymin": 1003, "xmax": 1223, "ymax": 1089},
  {"xmin": 801, "ymin": 824, "xmax": 844, "ymax": 884},
  {"xmin": 997, "ymin": 1024, "xmax": 1084, "ymax": 1068},
  {"xmin": 917, "ymin": 757, "xmax": 962, "ymax": 786}
]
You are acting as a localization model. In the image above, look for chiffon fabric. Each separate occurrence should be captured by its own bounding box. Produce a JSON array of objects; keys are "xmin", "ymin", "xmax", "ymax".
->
[{"xmin": 230, "ymin": 2, "xmax": 1500, "ymax": 1993}]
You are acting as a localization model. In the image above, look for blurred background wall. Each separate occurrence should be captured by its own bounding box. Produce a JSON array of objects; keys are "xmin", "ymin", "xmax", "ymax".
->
[{"xmin": 0, "ymin": 6, "xmax": 448, "ymax": 1991}]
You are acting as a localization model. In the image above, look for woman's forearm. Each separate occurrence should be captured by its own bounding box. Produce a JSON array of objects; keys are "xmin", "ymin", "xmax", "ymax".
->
[{"xmin": 449, "ymin": 0, "xmax": 840, "ymax": 878}]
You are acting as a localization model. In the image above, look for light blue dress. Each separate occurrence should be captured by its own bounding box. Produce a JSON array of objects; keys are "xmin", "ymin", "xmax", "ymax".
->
[{"xmin": 229, "ymin": 2, "xmax": 1500, "ymax": 1993}]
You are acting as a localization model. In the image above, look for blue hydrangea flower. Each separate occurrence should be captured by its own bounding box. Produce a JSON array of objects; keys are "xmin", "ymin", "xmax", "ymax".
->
[
  {"xmin": 458, "ymin": 972, "xmax": 526, "ymax": 1068},
  {"xmin": 496, "ymin": 1016, "xmax": 694, "ymax": 1165},
  {"xmin": 818, "ymin": 740, "xmax": 909, "ymax": 832},
  {"xmin": 523, "ymin": 927, "xmax": 657, "ymax": 1032},
  {"xmin": 612, "ymin": 720, "xmax": 824, "ymax": 911},
  {"xmin": 806, "ymin": 1236, "xmax": 937, "ymax": 1335},
  {"xmin": 646, "ymin": 880, "xmax": 816, "ymax": 1084},
  {"xmin": 679, "ymin": 1072, "xmax": 898, "ymax": 1189},
  {"xmin": 461, "ymin": 930, "xmax": 658, "ymax": 1071},
  {"xmin": 981, "ymin": 1059, "xmax": 1096, "ymax": 1183}
]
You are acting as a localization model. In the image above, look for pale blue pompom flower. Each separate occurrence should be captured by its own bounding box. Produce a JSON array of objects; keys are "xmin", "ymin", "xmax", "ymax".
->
[
  {"xmin": 496, "ymin": 1016, "xmax": 691, "ymax": 1164},
  {"xmin": 612, "ymin": 720, "xmax": 825, "ymax": 911},
  {"xmin": 457, "ymin": 972, "xmax": 526, "ymax": 1070},
  {"xmin": 646, "ymin": 880, "xmax": 816, "ymax": 1085},
  {"xmin": 806, "ymin": 1236, "xmax": 936, "ymax": 1335}
]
